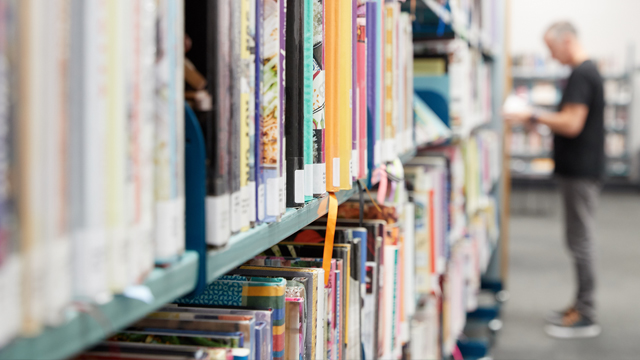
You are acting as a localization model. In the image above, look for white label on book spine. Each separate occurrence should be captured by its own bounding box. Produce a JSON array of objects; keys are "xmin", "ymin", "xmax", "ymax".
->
[
  {"xmin": 230, "ymin": 191, "xmax": 242, "ymax": 233},
  {"xmin": 313, "ymin": 163, "xmax": 327, "ymax": 194},
  {"xmin": 248, "ymin": 181, "xmax": 257, "ymax": 223},
  {"xmin": 294, "ymin": 169, "xmax": 305, "ymax": 203},
  {"xmin": 240, "ymin": 186, "xmax": 250, "ymax": 229},
  {"xmin": 257, "ymin": 184, "xmax": 266, "ymax": 220},
  {"xmin": 279, "ymin": 176, "xmax": 285, "ymax": 214},
  {"xmin": 304, "ymin": 164, "xmax": 313, "ymax": 197},
  {"xmin": 206, "ymin": 194, "xmax": 231, "ymax": 246},
  {"xmin": 351, "ymin": 149, "xmax": 358, "ymax": 179},
  {"xmin": 374, "ymin": 141, "xmax": 382, "ymax": 166},
  {"xmin": 266, "ymin": 178, "xmax": 279, "ymax": 217},
  {"xmin": 333, "ymin": 158, "xmax": 340, "ymax": 188}
]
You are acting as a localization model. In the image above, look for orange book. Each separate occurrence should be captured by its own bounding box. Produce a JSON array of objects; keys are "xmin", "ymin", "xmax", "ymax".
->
[{"xmin": 325, "ymin": 0, "xmax": 352, "ymax": 191}]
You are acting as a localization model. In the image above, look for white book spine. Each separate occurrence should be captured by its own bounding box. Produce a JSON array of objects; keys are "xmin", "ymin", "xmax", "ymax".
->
[
  {"xmin": 79, "ymin": 0, "xmax": 110, "ymax": 302},
  {"xmin": 139, "ymin": 0, "xmax": 157, "ymax": 278}
]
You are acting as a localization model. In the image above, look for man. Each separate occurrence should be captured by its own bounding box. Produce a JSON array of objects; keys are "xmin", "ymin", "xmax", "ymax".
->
[{"xmin": 504, "ymin": 21, "xmax": 604, "ymax": 339}]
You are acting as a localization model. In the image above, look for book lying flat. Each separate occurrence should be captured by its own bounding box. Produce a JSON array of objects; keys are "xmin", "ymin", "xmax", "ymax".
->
[{"xmin": 176, "ymin": 276, "xmax": 286, "ymax": 360}]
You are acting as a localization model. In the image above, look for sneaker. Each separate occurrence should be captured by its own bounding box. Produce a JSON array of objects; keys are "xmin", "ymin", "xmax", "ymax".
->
[
  {"xmin": 545, "ymin": 306, "xmax": 577, "ymax": 325},
  {"xmin": 544, "ymin": 311, "xmax": 601, "ymax": 339}
]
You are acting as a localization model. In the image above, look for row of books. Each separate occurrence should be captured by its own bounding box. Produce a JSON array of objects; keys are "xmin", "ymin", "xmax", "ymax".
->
[
  {"xmin": 412, "ymin": 39, "xmax": 494, "ymax": 136},
  {"xmin": 184, "ymin": 0, "xmax": 415, "ymax": 247},
  {"xmin": 74, "ymin": 140, "xmax": 501, "ymax": 360},
  {"xmin": 0, "ymin": 0, "xmax": 186, "ymax": 346}
]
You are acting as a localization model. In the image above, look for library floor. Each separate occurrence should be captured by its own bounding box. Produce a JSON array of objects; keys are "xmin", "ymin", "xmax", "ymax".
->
[{"xmin": 492, "ymin": 188, "xmax": 640, "ymax": 360}]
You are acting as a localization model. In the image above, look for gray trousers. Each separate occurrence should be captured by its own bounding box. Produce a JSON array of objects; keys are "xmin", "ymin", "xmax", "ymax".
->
[{"xmin": 557, "ymin": 176, "xmax": 601, "ymax": 321}]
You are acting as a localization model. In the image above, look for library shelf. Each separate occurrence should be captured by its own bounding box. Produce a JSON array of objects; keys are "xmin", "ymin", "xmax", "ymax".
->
[
  {"xmin": 0, "ymin": 251, "xmax": 199, "ymax": 360},
  {"xmin": 205, "ymin": 144, "xmax": 427, "ymax": 284}
]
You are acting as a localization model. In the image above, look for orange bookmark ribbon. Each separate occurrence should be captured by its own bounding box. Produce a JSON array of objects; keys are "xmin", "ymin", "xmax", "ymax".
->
[{"xmin": 322, "ymin": 192, "xmax": 338, "ymax": 286}]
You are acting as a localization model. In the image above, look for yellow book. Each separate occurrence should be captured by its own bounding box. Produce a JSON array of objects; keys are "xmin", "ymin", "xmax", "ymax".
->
[{"xmin": 325, "ymin": 0, "xmax": 352, "ymax": 191}]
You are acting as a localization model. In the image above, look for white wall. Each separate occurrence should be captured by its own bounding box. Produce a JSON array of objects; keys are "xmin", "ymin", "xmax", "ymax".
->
[{"xmin": 510, "ymin": 0, "xmax": 640, "ymax": 68}]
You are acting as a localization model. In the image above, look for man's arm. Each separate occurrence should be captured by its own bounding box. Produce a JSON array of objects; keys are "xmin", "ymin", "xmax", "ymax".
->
[
  {"xmin": 503, "ymin": 103, "xmax": 589, "ymax": 138},
  {"xmin": 534, "ymin": 103, "xmax": 589, "ymax": 138}
]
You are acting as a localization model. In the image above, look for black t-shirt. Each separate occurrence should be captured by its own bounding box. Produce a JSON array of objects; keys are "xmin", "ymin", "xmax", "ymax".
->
[{"xmin": 554, "ymin": 60, "xmax": 605, "ymax": 178}]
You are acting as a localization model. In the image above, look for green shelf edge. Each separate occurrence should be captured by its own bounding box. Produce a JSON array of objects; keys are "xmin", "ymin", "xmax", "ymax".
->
[{"xmin": 0, "ymin": 251, "xmax": 199, "ymax": 360}]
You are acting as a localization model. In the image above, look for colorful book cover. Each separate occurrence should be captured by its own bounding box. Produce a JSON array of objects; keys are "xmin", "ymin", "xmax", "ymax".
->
[
  {"xmin": 247, "ymin": 256, "xmax": 328, "ymax": 360},
  {"xmin": 311, "ymin": 0, "xmax": 326, "ymax": 197},
  {"xmin": 284, "ymin": 0, "xmax": 305, "ymax": 208},
  {"xmin": 155, "ymin": 0, "xmax": 185, "ymax": 256},
  {"xmin": 232, "ymin": 266, "xmax": 320, "ymax": 360},
  {"xmin": 365, "ymin": 0, "xmax": 378, "ymax": 177},
  {"xmin": 269, "ymin": 242, "xmax": 350, "ymax": 360},
  {"xmin": 254, "ymin": 0, "xmax": 265, "ymax": 224},
  {"xmin": 324, "ymin": 0, "xmax": 352, "ymax": 191},
  {"xmin": 303, "ymin": 0, "xmax": 314, "ymax": 202},
  {"xmin": 176, "ymin": 275, "xmax": 286, "ymax": 360},
  {"xmin": 356, "ymin": 0, "xmax": 367, "ymax": 179},
  {"xmin": 230, "ymin": 0, "xmax": 242, "ymax": 234},
  {"xmin": 240, "ymin": 0, "xmax": 257, "ymax": 231},
  {"xmin": 262, "ymin": 0, "xmax": 282, "ymax": 222}
]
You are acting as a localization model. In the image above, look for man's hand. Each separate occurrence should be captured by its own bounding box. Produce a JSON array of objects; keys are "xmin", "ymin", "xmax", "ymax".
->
[{"xmin": 503, "ymin": 108, "xmax": 533, "ymax": 126}]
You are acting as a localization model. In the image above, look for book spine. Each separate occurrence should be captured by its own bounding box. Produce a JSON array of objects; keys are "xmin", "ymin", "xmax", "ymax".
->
[
  {"xmin": 0, "ymin": 0, "xmax": 21, "ymax": 346},
  {"xmin": 351, "ymin": 0, "xmax": 357, "ymax": 182},
  {"xmin": 278, "ymin": 0, "xmax": 286, "ymax": 215},
  {"xmin": 241, "ymin": 0, "xmax": 257, "ymax": 229},
  {"xmin": 365, "ymin": 0, "xmax": 377, "ymax": 179},
  {"xmin": 254, "ymin": 0, "xmax": 265, "ymax": 224},
  {"xmin": 154, "ymin": 0, "xmax": 184, "ymax": 257},
  {"xmin": 339, "ymin": 0, "xmax": 352, "ymax": 190},
  {"xmin": 311, "ymin": 0, "xmax": 326, "ymax": 197},
  {"xmin": 285, "ymin": 0, "xmax": 305, "ymax": 208},
  {"xmin": 205, "ymin": 0, "xmax": 231, "ymax": 245},
  {"xmin": 383, "ymin": 4, "xmax": 394, "ymax": 163},
  {"xmin": 377, "ymin": 1, "xmax": 384, "ymax": 165},
  {"xmin": 43, "ymin": 0, "xmax": 72, "ymax": 325},
  {"xmin": 17, "ymin": 0, "xmax": 46, "ymax": 334},
  {"xmin": 229, "ymin": 0, "xmax": 242, "ymax": 234},
  {"xmin": 303, "ymin": 0, "xmax": 314, "ymax": 202},
  {"xmin": 357, "ymin": 1, "xmax": 367, "ymax": 179},
  {"xmin": 138, "ymin": 0, "xmax": 157, "ymax": 281},
  {"xmin": 261, "ymin": 0, "xmax": 281, "ymax": 223}
]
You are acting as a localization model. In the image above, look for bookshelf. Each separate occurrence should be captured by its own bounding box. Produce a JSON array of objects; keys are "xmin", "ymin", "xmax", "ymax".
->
[
  {"xmin": 0, "ymin": 140, "xmax": 432, "ymax": 360},
  {"xmin": 0, "ymin": 252, "xmax": 199, "ymax": 360},
  {"xmin": 0, "ymin": 0, "xmax": 508, "ymax": 358},
  {"xmin": 509, "ymin": 48, "xmax": 637, "ymax": 184}
]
